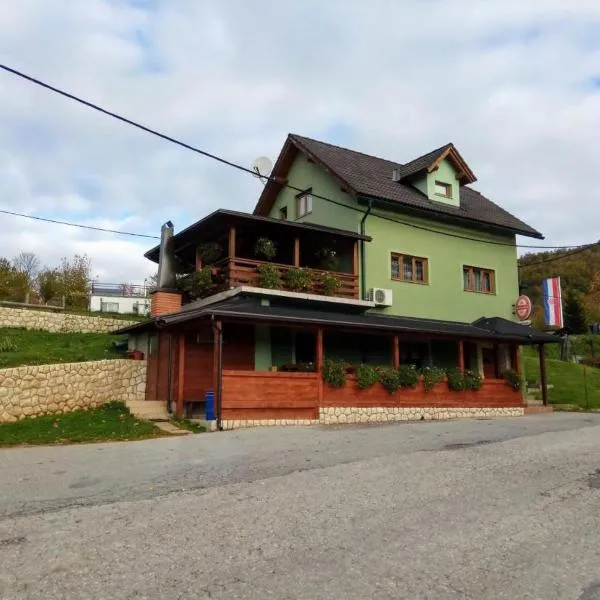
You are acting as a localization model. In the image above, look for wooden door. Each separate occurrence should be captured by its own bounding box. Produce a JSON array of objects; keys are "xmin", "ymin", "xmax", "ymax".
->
[{"xmin": 482, "ymin": 347, "xmax": 498, "ymax": 379}]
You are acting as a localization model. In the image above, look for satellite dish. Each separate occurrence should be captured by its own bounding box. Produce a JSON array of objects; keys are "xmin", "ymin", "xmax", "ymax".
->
[{"xmin": 251, "ymin": 156, "xmax": 273, "ymax": 181}]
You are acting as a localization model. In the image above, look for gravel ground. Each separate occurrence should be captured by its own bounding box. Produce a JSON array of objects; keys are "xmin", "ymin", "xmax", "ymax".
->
[{"xmin": 1, "ymin": 413, "xmax": 600, "ymax": 599}]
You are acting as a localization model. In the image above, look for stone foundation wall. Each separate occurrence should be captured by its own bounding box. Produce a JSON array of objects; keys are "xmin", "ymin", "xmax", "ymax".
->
[
  {"xmin": 319, "ymin": 406, "xmax": 524, "ymax": 424},
  {"xmin": 220, "ymin": 406, "xmax": 524, "ymax": 429},
  {"xmin": 0, "ymin": 359, "xmax": 147, "ymax": 422},
  {"xmin": 0, "ymin": 306, "xmax": 136, "ymax": 333}
]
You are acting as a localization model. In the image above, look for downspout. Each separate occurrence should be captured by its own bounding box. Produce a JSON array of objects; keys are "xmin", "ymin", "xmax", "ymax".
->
[{"xmin": 359, "ymin": 198, "xmax": 373, "ymax": 300}]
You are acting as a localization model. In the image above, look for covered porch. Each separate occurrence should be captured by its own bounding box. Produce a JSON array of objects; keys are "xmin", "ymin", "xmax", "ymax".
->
[{"xmin": 128, "ymin": 293, "xmax": 558, "ymax": 427}]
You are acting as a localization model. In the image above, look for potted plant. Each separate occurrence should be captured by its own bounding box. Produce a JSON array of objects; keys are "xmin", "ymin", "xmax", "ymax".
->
[
  {"xmin": 254, "ymin": 237, "xmax": 277, "ymax": 261},
  {"xmin": 316, "ymin": 247, "xmax": 339, "ymax": 271},
  {"xmin": 197, "ymin": 242, "xmax": 222, "ymax": 266},
  {"xmin": 318, "ymin": 272, "xmax": 341, "ymax": 297},
  {"xmin": 284, "ymin": 267, "xmax": 313, "ymax": 292}
]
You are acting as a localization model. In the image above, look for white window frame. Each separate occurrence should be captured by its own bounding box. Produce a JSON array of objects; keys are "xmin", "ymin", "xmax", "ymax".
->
[
  {"xmin": 100, "ymin": 301, "xmax": 120, "ymax": 313},
  {"xmin": 296, "ymin": 191, "xmax": 313, "ymax": 218}
]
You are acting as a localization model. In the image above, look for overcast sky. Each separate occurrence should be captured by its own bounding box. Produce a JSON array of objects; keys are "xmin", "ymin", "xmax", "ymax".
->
[{"xmin": 1, "ymin": 0, "xmax": 599, "ymax": 284}]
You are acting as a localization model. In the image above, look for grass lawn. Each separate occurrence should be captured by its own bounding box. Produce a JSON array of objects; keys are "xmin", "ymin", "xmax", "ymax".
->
[
  {"xmin": 523, "ymin": 351, "xmax": 600, "ymax": 409},
  {"xmin": 0, "ymin": 328, "xmax": 127, "ymax": 368},
  {"xmin": 0, "ymin": 402, "xmax": 167, "ymax": 447}
]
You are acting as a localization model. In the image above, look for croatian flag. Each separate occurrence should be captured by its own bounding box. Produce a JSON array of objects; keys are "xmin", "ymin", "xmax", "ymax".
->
[{"xmin": 543, "ymin": 277, "xmax": 563, "ymax": 328}]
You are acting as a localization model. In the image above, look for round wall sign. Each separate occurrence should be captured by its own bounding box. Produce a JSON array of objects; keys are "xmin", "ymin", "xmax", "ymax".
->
[{"xmin": 515, "ymin": 295, "xmax": 533, "ymax": 321}]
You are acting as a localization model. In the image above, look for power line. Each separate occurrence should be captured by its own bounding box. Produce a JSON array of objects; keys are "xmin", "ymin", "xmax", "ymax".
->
[
  {"xmin": 518, "ymin": 244, "xmax": 597, "ymax": 268},
  {"xmin": 0, "ymin": 63, "xmax": 593, "ymax": 251},
  {"xmin": 0, "ymin": 209, "xmax": 159, "ymax": 239}
]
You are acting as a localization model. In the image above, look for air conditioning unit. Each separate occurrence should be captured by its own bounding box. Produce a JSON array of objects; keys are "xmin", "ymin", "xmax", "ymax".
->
[{"xmin": 368, "ymin": 288, "xmax": 393, "ymax": 307}]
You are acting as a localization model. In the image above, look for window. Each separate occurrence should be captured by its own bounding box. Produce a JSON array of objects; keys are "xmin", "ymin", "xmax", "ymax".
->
[
  {"xmin": 279, "ymin": 206, "xmax": 288, "ymax": 220},
  {"xmin": 391, "ymin": 253, "xmax": 429, "ymax": 284},
  {"xmin": 434, "ymin": 181, "xmax": 452, "ymax": 198},
  {"xmin": 463, "ymin": 266, "xmax": 495, "ymax": 294},
  {"xmin": 100, "ymin": 301, "xmax": 119, "ymax": 312},
  {"xmin": 296, "ymin": 190, "xmax": 313, "ymax": 218}
]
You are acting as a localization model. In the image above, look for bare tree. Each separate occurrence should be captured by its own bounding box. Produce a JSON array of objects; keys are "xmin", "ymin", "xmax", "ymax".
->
[{"xmin": 12, "ymin": 252, "xmax": 40, "ymax": 281}]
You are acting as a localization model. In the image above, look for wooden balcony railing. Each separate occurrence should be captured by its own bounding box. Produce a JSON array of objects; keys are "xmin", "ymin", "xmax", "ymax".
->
[{"xmin": 222, "ymin": 258, "xmax": 359, "ymax": 299}]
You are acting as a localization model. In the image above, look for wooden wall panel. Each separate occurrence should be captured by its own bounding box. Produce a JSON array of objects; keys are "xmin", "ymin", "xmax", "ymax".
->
[
  {"xmin": 322, "ymin": 376, "xmax": 524, "ymax": 408},
  {"xmin": 154, "ymin": 332, "xmax": 171, "ymax": 403},
  {"xmin": 222, "ymin": 371, "xmax": 319, "ymax": 420}
]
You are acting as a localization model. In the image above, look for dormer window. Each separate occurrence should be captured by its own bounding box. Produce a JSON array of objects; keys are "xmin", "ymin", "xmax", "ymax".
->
[{"xmin": 434, "ymin": 181, "xmax": 452, "ymax": 198}]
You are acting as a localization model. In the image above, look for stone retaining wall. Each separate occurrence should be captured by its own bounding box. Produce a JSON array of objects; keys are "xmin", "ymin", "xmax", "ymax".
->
[
  {"xmin": 220, "ymin": 406, "xmax": 524, "ymax": 429},
  {"xmin": 0, "ymin": 359, "xmax": 147, "ymax": 422},
  {"xmin": 0, "ymin": 306, "xmax": 137, "ymax": 333}
]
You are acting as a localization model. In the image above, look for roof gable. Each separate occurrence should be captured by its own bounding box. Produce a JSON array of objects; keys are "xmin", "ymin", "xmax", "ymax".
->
[{"xmin": 253, "ymin": 134, "xmax": 543, "ymax": 239}]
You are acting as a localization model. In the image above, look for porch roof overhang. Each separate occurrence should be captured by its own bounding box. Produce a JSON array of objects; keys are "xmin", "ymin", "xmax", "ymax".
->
[
  {"xmin": 116, "ymin": 295, "xmax": 560, "ymax": 344},
  {"xmin": 144, "ymin": 209, "xmax": 371, "ymax": 265}
]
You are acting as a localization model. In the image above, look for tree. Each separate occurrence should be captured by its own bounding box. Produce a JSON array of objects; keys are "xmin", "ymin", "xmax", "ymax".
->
[
  {"xmin": 58, "ymin": 254, "xmax": 91, "ymax": 309},
  {"xmin": 37, "ymin": 269, "xmax": 61, "ymax": 304},
  {"xmin": 12, "ymin": 252, "xmax": 40, "ymax": 281},
  {"xmin": 0, "ymin": 257, "xmax": 29, "ymax": 301},
  {"xmin": 563, "ymin": 291, "xmax": 587, "ymax": 334}
]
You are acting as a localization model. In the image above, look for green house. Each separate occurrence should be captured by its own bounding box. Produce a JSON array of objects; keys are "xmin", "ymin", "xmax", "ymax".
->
[{"xmin": 123, "ymin": 134, "xmax": 557, "ymax": 426}]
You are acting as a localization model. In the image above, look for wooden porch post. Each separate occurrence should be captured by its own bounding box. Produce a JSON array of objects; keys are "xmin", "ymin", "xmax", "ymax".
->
[
  {"xmin": 294, "ymin": 237, "xmax": 300, "ymax": 267},
  {"xmin": 539, "ymin": 343, "xmax": 548, "ymax": 407},
  {"xmin": 177, "ymin": 333, "xmax": 185, "ymax": 417},
  {"xmin": 316, "ymin": 328, "xmax": 324, "ymax": 406},
  {"xmin": 512, "ymin": 344, "xmax": 521, "ymax": 376},
  {"xmin": 213, "ymin": 320, "xmax": 223, "ymax": 425},
  {"xmin": 458, "ymin": 340, "xmax": 465, "ymax": 372},
  {"xmin": 228, "ymin": 226, "xmax": 236, "ymax": 259},
  {"xmin": 392, "ymin": 334, "xmax": 400, "ymax": 369}
]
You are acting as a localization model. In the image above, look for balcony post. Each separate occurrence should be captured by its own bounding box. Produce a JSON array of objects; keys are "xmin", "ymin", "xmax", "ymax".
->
[
  {"xmin": 228, "ymin": 226, "xmax": 236, "ymax": 259},
  {"xmin": 294, "ymin": 237, "xmax": 300, "ymax": 267},
  {"xmin": 195, "ymin": 246, "xmax": 203, "ymax": 272}
]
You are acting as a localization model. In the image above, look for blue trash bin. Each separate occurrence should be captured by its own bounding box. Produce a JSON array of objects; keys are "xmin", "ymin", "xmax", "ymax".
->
[{"xmin": 205, "ymin": 390, "xmax": 215, "ymax": 421}]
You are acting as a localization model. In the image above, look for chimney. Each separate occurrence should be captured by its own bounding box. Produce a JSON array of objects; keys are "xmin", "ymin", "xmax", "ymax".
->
[
  {"xmin": 392, "ymin": 168, "xmax": 401, "ymax": 182},
  {"xmin": 151, "ymin": 221, "xmax": 182, "ymax": 317},
  {"xmin": 150, "ymin": 289, "xmax": 182, "ymax": 317}
]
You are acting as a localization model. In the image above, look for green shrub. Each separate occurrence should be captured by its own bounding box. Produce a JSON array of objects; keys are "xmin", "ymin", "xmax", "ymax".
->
[
  {"xmin": 356, "ymin": 364, "xmax": 379, "ymax": 389},
  {"xmin": 284, "ymin": 267, "xmax": 312, "ymax": 292},
  {"xmin": 446, "ymin": 368, "xmax": 466, "ymax": 391},
  {"xmin": 502, "ymin": 368, "xmax": 522, "ymax": 391},
  {"xmin": 257, "ymin": 263, "xmax": 281, "ymax": 289},
  {"xmin": 322, "ymin": 359, "xmax": 346, "ymax": 388},
  {"xmin": 254, "ymin": 237, "xmax": 277, "ymax": 261},
  {"xmin": 464, "ymin": 369, "xmax": 483, "ymax": 391},
  {"xmin": 318, "ymin": 272, "xmax": 342, "ymax": 297},
  {"xmin": 397, "ymin": 364, "xmax": 419, "ymax": 389},
  {"xmin": 0, "ymin": 337, "xmax": 17, "ymax": 353},
  {"xmin": 422, "ymin": 366, "xmax": 445, "ymax": 391},
  {"xmin": 379, "ymin": 367, "xmax": 402, "ymax": 394}
]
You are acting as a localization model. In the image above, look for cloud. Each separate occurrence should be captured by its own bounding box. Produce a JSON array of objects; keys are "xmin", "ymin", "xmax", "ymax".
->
[{"xmin": 1, "ymin": 0, "xmax": 600, "ymax": 283}]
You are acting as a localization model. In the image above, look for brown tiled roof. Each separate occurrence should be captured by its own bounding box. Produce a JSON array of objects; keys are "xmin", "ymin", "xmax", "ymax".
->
[{"xmin": 268, "ymin": 134, "xmax": 543, "ymax": 239}]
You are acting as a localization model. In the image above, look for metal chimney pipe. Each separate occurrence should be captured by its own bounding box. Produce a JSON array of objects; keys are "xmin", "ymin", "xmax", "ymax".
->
[{"xmin": 157, "ymin": 221, "xmax": 176, "ymax": 289}]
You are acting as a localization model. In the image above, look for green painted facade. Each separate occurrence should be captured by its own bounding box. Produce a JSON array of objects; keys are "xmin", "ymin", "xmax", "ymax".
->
[
  {"xmin": 266, "ymin": 154, "xmax": 519, "ymax": 323},
  {"xmin": 423, "ymin": 159, "xmax": 460, "ymax": 207}
]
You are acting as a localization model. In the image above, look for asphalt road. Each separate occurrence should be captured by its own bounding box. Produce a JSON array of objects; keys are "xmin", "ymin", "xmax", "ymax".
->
[{"xmin": 2, "ymin": 413, "xmax": 600, "ymax": 599}]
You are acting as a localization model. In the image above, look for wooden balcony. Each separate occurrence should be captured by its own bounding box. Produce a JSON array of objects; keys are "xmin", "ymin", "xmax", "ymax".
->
[{"xmin": 224, "ymin": 257, "xmax": 359, "ymax": 299}]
